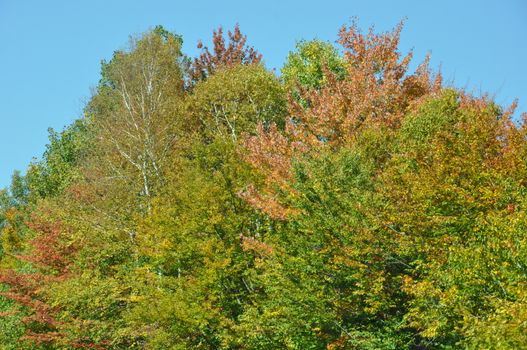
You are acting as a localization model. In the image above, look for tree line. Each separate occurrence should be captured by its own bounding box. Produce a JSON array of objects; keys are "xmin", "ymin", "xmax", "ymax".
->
[{"xmin": 0, "ymin": 21, "xmax": 526, "ymax": 349}]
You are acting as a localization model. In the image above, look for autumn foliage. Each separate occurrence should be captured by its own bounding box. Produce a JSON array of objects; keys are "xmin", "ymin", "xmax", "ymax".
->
[
  {"xmin": 1, "ymin": 21, "xmax": 526, "ymax": 350},
  {"xmin": 190, "ymin": 24, "xmax": 262, "ymax": 84}
]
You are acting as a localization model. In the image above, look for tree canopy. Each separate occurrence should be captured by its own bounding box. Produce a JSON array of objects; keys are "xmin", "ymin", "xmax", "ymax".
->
[{"xmin": 0, "ymin": 22, "xmax": 525, "ymax": 350}]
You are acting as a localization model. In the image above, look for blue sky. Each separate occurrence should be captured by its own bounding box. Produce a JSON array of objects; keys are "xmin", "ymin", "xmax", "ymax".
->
[{"xmin": 0, "ymin": 0, "xmax": 526, "ymax": 188}]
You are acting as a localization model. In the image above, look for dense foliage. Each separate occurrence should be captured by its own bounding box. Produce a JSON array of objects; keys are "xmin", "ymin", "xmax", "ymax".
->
[{"xmin": 1, "ymin": 21, "xmax": 525, "ymax": 349}]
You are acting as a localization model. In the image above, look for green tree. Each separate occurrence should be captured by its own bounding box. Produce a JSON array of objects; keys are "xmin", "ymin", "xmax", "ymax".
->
[
  {"xmin": 380, "ymin": 91, "xmax": 527, "ymax": 349},
  {"xmin": 25, "ymin": 120, "xmax": 90, "ymax": 201},
  {"xmin": 236, "ymin": 149, "xmax": 414, "ymax": 349},
  {"xmin": 281, "ymin": 39, "xmax": 346, "ymax": 91},
  {"xmin": 186, "ymin": 64, "xmax": 287, "ymax": 142}
]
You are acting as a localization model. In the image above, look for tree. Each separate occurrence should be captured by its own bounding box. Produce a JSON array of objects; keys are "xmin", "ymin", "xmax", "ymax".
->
[
  {"xmin": 25, "ymin": 120, "xmax": 90, "ymax": 201},
  {"xmin": 381, "ymin": 91, "xmax": 527, "ymax": 349},
  {"xmin": 243, "ymin": 20, "xmax": 442, "ymax": 220},
  {"xmin": 86, "ymin": 26, "xmax": 185, "ymax": 202},
  {"xmin": 189, "ymin": 24, "xmax": 262, "ymax": 85},
  {"xmin": 281, "ymin": 39, "xmax": 346, "ymax": 91},
  {"xmin": 236, "ymin": 149, "xmax": 414, "ymax": 349},
  {"xmin": 0, "ymin": 208, "xmax": 76, "ymax": 349},
  {"xmin": 185, "ymin": 64, "xmax": 287, "ymax": 142},
  {"xmin": 122, "ymin": 138, "xmax": 274, "ymax": 349}
]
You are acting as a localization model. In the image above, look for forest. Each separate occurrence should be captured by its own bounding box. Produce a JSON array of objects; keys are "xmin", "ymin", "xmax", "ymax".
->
[{"xmin": 0, "ymin": 21, "xmax": 526, "ymax": 349}]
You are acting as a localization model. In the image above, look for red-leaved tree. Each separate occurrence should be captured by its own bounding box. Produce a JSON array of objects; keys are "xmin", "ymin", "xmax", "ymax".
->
[
  {"xmin": 190, "ymin": 24, "xmax": 262, "ymax": 84},
  {"xmin": 242, "ymin": 21, "xmax": 442, "ymax": 220},
  {"xmin": 0, "ymin": 212, "xmax": 71, "ymax": 346}
]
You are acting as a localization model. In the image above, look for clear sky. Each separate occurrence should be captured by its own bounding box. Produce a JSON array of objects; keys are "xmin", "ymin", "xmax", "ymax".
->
[{"xmin": 0, "ymin": 0, "xmax": 526, "ymax": 188}]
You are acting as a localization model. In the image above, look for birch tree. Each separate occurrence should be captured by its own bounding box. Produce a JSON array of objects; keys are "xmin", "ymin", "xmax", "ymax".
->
[{"xmin": 87, "ymin": 26, "xmax": 185, "ymax": 202}]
